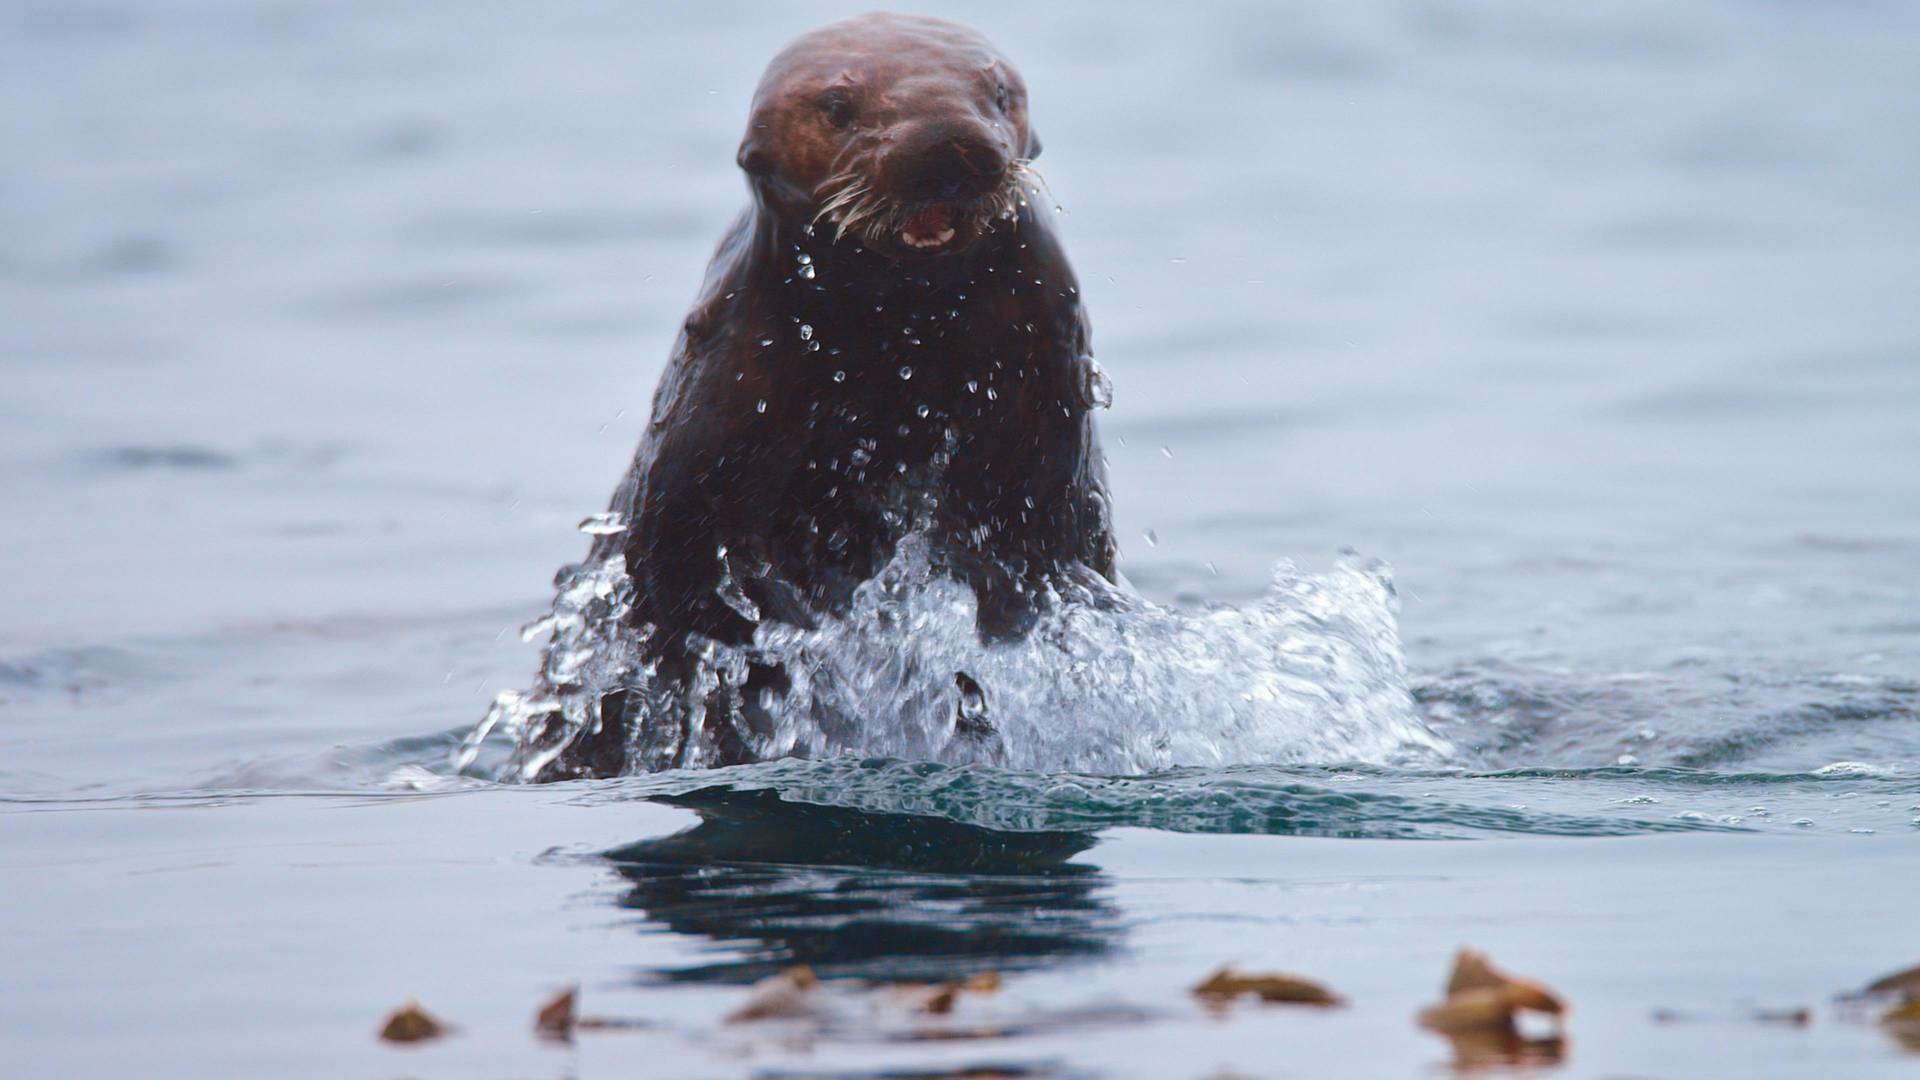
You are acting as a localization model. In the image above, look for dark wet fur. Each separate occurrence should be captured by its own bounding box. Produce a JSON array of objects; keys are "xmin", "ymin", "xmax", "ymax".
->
[{"xmin": 522, "ymin": 15, "xmax": 1115, "ymax": 777}]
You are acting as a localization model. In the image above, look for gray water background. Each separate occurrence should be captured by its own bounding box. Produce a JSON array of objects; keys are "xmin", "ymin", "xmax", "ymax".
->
[{"xmin": 5, "ymin": 1, "xmax": 1920, "ymax": 1076}]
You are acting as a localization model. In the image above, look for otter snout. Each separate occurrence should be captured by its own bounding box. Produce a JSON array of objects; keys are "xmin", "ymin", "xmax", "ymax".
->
[{"xmin": 886, "ymin": 122, "xmax": 1011, "ymax": 203}]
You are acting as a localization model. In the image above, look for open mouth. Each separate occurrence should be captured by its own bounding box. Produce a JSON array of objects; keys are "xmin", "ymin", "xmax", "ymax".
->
[
  {"xmin": 813, "ymin": 172, "xmax": 1026, "ymax": 259},
  {"xmin": 900, "ymin": 205, "xmax": 960, "ymax": 252}
]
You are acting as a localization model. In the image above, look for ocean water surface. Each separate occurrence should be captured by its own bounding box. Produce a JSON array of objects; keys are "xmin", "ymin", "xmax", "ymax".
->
[{"xmin": 5, "ymin": 1, "xmax": 1919, "ymax": 1076}]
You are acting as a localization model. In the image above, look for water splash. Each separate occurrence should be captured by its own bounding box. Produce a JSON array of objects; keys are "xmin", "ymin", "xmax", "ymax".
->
[
  {"xmin": 467, "ymin": 534, "xmax": 1448, "ymax": 781},
  {"xmin": 576, "ymin": 511, "xmax": 626, "ymax": 536}
]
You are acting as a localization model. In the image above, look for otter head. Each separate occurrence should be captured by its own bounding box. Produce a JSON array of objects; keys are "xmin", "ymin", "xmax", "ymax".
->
[{"xmin": 737, "ymin": 13, "xmax": 1042, "ymax": 260}]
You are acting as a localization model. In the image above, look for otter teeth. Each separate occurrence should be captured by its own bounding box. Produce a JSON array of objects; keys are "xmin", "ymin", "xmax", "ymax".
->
[{"xmin": 902, "ymin": 225, "xmax": 957, "ymax": 249}]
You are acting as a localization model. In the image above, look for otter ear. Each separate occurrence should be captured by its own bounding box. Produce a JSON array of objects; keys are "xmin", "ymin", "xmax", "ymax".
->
[{"xmin": 737, "ymin": 127, "xmax": 774, "ymax": 176}]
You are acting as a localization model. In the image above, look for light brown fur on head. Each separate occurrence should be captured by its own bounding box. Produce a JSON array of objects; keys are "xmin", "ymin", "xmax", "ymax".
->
[{"xmin": 736, "ymin": 12, "xmax": 1043, "ymax": 258}]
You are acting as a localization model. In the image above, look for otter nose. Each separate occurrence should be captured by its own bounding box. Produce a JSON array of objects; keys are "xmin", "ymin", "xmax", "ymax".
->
[{"xmin": 898, "ymin": 131, "xmax": 1009, "ymax": 201}]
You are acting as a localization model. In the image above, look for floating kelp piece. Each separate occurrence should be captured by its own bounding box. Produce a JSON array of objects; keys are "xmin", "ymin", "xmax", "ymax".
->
[
  {"xmin": 1431, "ymin": 1026, "xmax": 1568, "ymax": 1072},
  {"xmin": 1191, "ymin": 966, "xmax": 1343, "ymax": 1007},
  {"xmin": 1880, "ymin": 998, "xmax": 1920, "ymax": 1052},
  {"xmin": 1860, "ymin": 962, "xmax": 1920, "ymax": 1001},
  {"xmin": 1845, "ymin": 959, "xmax": 1920, "ymax": 1051},
  {"xmin": 1422, "ymin": 948, "xmax": 1565, "ymax": 1029},
  {"xmin": 377, "ymin": 1001, "xmax": 451, "ymax": 1043},
  {"xmin": 534, "ymin": 986, "xmax": 576, "ymax": 1040},
  {"xmin": 727, "ymin": 965, "xmax": 823, "ymax": 1023},
  {"xmin": 1420, "ymin": 987, "xmax": 1524, "ymax": 1034},
  {"xmin": 908, "ymin": 971, "xmax": 1005, "ymax": 1015},
  {"xmin": 1417, "ymin": 948, "xmax": 1568, "ymax": 1073}
]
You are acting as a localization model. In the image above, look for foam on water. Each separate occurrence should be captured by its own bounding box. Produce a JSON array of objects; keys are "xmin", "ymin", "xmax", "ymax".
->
[{"xmin": 463, "ymin": 534, "xmax": 1449, "ymax": 780}]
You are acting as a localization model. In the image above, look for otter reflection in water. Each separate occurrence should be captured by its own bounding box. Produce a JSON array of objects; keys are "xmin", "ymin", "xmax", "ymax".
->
[{"xmin": 603, "ymin": 787, "xmax": 1119, "ymax": 984}]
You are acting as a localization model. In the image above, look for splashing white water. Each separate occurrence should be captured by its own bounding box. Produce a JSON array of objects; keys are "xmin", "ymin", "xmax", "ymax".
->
[{"xmin": 462, "ymin": 535, "xmax": 1449, "ymax": 780}]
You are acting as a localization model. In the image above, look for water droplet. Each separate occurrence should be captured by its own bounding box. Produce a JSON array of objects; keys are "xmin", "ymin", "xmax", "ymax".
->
[
  {"xmin": 577, "ymin": 511, "xmax": 627, "ymax": 536},
  {"xmin": 986, "ymin": 387, "xmax": 998, "ymax": 401},
  {"xmin": 800, "ymin": 324, "xmax": 814, "ymax": 340},
  {"xmin": 1143, "ymin": 529, "xmax": 1158, "ymax": 548},
  {"xmin": 833, "ymin": 370, "xmax": 847, "ymax": 383},
  {"xmin": 756, "ymin": 399, "xmax": 768, "ymax": 414},
  {"xmin": 898, "ymin": 365, "xmax": 914, "ymax": 380},
  {"xmin": 758, "ymin": 338, "xmax": 773, "ymax": 347},
  {"xmin": 965, "ymin": 380, "xmax": 979, "ymax": 394},
  {"xmin": 1159, "ymin": 445, "xmax": 1173, "ymax": 459},
  {"xmin": 1079, "ymin": 357, "xmax": 1113, "ymax": 409},
  {"xmin": 916, "ymin": 404, "xmax": 930, "ymax": 418},
  {"xmin": 799, "ymin": 264, "xmax": 816, "ymax": 279}
]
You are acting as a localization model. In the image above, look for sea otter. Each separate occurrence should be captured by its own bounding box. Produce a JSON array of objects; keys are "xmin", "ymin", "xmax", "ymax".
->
[{"xmin": 511, "ymin": 13, "xmax": 1117, "ymax": 779}]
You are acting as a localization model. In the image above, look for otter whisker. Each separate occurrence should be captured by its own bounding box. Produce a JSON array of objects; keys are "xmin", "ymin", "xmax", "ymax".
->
[
  {"xmin": 812, "ymin": 170, "xmax": 873, "ymax": 234},
  {"xmin": 1009, "ymin": 159, "xmax": 1061, "ymax": 214},
  {"xmin": 811, "ymin": 162, "xmax": 1050, "ymax": 249},
  {"xmin": 824, "ymin": 181, "xmax": 868, "ymax": 213},
  {"xmin": 814, "ymin": 172, "xmax": 887, "ymax": 243},
  {"xmin": 814, "ymin": 191, "xmax": 849, "ymax": 221},
  {"xmin": 839, "ymin": 192, "xmax": 893, "ymax": 244}
]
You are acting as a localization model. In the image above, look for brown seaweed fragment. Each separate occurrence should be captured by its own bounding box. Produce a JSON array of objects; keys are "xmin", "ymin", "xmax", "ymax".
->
[
  {"xmin": 726, "ymin": 964, "xmax": 823, "ymax": 1023},
  {"xmin": 1192, "ymin": 966, "xmax": 1343, "ymax": 1008},
  {"xmin": 534, "ymin": 986, "xmax": 576, "ymax": 1040},
  {"xmin": 378, "ymin": 1000, "xmax": 451, "ymax": 1044},
  {"xmin": 1861, "ymin": 962, "xmax": 1920, "ymax": 1001},
  {"xmin": 1417, "ymin": 949, "xmax": 1567, "ymax": 1071}
]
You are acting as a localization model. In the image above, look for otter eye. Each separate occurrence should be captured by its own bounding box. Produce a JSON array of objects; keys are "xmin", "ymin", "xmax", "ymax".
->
[
  {"xmin": 993, "ymin": 83, "xmax": 1011, "ymax": 111},
  {"xmin": 824, "ymin": 97, "xmax": 856, "ymax": 129}
]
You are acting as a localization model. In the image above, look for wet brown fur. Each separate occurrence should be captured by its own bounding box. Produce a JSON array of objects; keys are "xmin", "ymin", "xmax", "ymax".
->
[{"xmin": 532, "ymin": 13, "xmax": 1116, "ymax": 777}]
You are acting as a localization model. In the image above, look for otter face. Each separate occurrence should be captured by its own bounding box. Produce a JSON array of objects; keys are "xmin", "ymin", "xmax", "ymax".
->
[{"xmin": 737, "ymin": 14, "xmax": 1043, "ymax": 260}]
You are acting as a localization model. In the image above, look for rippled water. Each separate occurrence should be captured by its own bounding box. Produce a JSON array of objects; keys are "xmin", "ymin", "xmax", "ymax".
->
[{"xmin": 5, "ymin": 0, "xmax": 1920, "ymax": 1076}]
